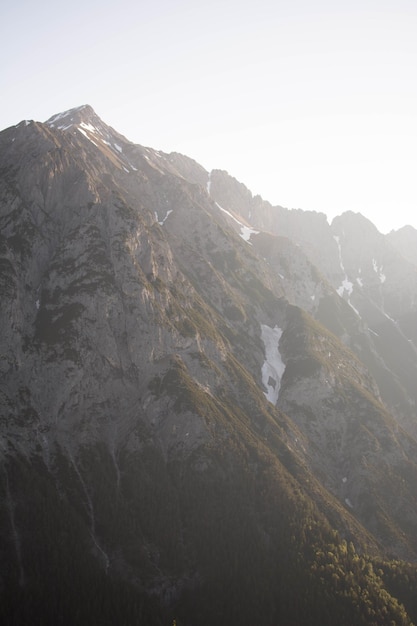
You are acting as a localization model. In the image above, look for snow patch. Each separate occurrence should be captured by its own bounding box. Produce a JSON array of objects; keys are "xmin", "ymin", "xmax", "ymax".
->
[
  {"xmin": 261, "ymin": 324, "xmax": 285, "ymax": 405},
  {"xmin": 80, "ymin": 121, "xmax": 97, "ymax": 134},
  {"xmin": 334, "ymin": 235, "xmax": 360, "ymax": 316},
  {"xmin": 216, "ymin": 202, "xmax": 259, "ymax": 244},
  {"xmin": 155, "ymin": 210, "xmax": 173, "ymax": 226},
  {"xmin": 372, "ymin": 258, "xmax": 386, "ymax": 283},
  {"xmin": 345, "ymin": 498, "xmax": 353, "ymax": 509},
  {"xmin": 54, "ymin": 123, "xmax": 73, "ymax": 131},
  {"xmin": 143, "ymin": 154, "xmax": 166, "ymax": 175},
  {"xmin": 337, "ymin": 278, "xmax": 353, "ymax": 298},
  {"xmin": 240, "ymin": 224, "xmax": 260, "ymax": 242},
  {"xmin": 384, "ymin": 311, "xmax": 396, "ymax": 323},
  {"xmin": 47, "ymin": 110, "xmax": 68, "ymax": 125},
  {"xmin": 348, "ymin": 300, "xmax": 360, "ymax": 316},
  {"xmin": 77, "ymin": 127, "xmax": 99, "ymax": 147}
]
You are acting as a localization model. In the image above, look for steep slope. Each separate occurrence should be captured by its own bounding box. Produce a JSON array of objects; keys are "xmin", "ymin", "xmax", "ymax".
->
[
  {"xmin": 1, "ymin": 106, "xmax": 417, "ymax": 625},
  {"xmin": 208, "ymin": 170, "xmax": 417, "ymax": 439}
]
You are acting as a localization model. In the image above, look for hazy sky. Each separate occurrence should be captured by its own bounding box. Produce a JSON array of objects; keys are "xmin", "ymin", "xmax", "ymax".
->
[{"xmin": 2, "ymin": 0, "xmax": 417, "ymax": 233}]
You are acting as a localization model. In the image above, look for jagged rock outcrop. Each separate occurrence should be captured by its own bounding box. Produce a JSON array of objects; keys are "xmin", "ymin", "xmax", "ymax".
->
[{"xmin": 387, "ymin": 224, "xmax": 417, "ymax": 267}]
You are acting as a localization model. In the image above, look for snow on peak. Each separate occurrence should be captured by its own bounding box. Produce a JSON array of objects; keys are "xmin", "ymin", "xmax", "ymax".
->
[
  {"xmin": 79, "ymin": 121, "xmax": 98, "ymax": 133},
  {"xmin": 45, "ymin": 105, "xmax": 95, "ymax": 130},
  {"xmin": 44, "ymin": 106, "xmax": 141, "ymax": 172}
]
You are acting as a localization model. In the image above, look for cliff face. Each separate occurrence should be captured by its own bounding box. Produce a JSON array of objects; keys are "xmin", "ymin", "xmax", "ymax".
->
[{"xmin": 1, "ymin": 105, "xmax": 417, "ymax": 625}]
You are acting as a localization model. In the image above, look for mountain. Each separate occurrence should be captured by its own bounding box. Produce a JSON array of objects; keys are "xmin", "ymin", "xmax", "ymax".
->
[
  {"xmin": 387, "ymin": 224, "xmax": 417, "ymax": 267},
  {"xmin": 1, "ymin": 104, "xmax": 417, "ymax": 625}
]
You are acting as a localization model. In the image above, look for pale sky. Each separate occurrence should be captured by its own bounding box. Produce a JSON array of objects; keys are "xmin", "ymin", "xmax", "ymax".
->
[{"xmin": 2, "ymin": 0, "xmax": 417, "ymax": 233}]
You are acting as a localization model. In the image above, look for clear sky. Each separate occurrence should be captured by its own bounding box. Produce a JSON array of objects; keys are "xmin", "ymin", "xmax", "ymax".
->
[{"xmin": 2, "ymin": 0, "xmax": 417, "ymax": 233}]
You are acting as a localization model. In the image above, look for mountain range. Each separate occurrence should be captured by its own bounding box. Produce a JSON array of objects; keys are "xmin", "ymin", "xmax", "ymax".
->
[{"xmin": 1, "ymin": 104, "xmax": 417, "ymax": 625}]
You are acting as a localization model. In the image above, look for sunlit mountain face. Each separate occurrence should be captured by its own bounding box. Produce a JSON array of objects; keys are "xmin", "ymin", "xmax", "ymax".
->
[{"xmin": 1, "ymin": 106, "xmax": 417, "ymax": 626}]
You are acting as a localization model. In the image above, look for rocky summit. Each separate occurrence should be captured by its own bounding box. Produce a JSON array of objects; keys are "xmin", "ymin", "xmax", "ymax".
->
[{"xmin": 1, "ymin": 105, "xmax": 417, "ymax": 625}]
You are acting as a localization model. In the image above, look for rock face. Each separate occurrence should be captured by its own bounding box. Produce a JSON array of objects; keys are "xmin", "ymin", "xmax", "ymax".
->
[
  {"xmin": 210, "ymin": 171, "xmax": 417, "ymax": 436},
  {"xmin": 387, "ymin": 224, "xmax": 417, "ymax": 266},
  {"xmin": 1, "ymin": 105, "xmax": 417, "ymax": 625}
]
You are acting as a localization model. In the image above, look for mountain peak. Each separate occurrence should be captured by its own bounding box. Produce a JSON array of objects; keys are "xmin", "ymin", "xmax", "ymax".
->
[
  {"xmin": 386, "ymin": 224, "xmax": 417, "ymax": 266},
  {"xmin": 332, "ymin": 210, "xmax": 380, "ymax": 237},
  {"xmin": 45, "ymin": 104, "xmax": 97, "ymax": 130},
  {"xmin": 43, "ymin": 104, "xmax": 135, "ymax": 170}
]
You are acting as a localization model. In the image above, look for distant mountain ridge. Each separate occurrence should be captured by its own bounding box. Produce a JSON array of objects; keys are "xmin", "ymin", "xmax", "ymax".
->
[
  {"xmin": 206, "ymin": 166, "xmax": 417, "ymax": 435},
  {"xmin": 1, "ymin": 104, "xmax": 417, "ymax": 625}
]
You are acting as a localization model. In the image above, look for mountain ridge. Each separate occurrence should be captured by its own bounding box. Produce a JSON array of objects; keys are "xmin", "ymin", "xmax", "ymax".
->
[{"xmin": 1, "ymin": 105, "xmax": 417, "ymax": 625}]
